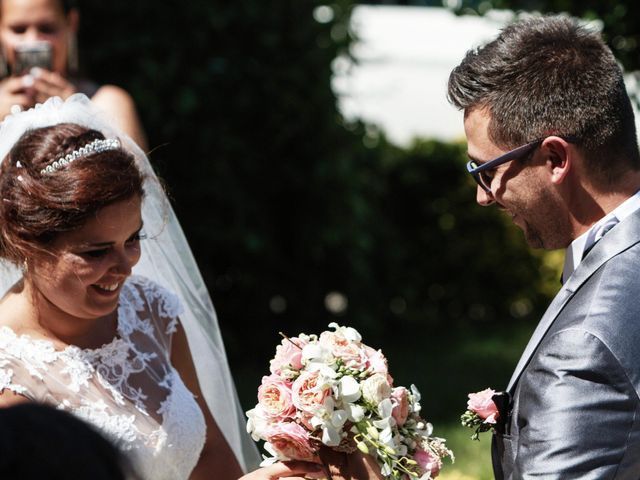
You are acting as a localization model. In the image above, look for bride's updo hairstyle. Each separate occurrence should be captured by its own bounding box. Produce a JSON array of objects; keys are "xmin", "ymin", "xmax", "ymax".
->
[{"xmin": 0, "ymin": 123, "xmax": 144, "ymax": 265}]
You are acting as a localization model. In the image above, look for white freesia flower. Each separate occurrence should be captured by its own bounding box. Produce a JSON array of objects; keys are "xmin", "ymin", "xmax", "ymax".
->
[
  {"xmin": 411, "ymin": 384, "xmax": 421, "ymax": 401},
  {"xmin": 378, "ymin": 398, "xmax": 394, "ymax": 420},
  {"xmin": 411, "ymin": 384, "xmax": 423, "ymax": 413},
  {"xmin": 328, "ymin": 322, "xmax": 362, "ymax": 343},
  {"xmin": 259, "ymin": 456, "xmax": 278, "ymax": 467},
  {"xmin": 309, "ymin": 417, "xmax": 323, "ymax": 431},
  {"xmin": 331, "ymin": 409, "xmax": 348, "ymax": 428},
  {"xmin": 379, "ymin": 426, "xmax": 394, "ymax": 445},
  {"xmin": 302, "ymin": 343, "xmax": 333, "ymax": 365},
  {"xmin": 362, "ymin": 373, "xmax": 392, "ymax": 404},
  {"xmin": 373, "ymin": 417, "xmax": 391, "ymax": 430},
  {"xmin": 425, "ymin": 422, "xmax": 434, "ymax": 436},
  {"xmin": 345, "ymin": 403, "xmax": 365, "ymax": 422},
  {"xmin": 309, "ymin": 363, "xmax": 338, "ymax": 378},
  {"xmin": 260, "ymin": 443, "xmax": 280, "ymax": 466},
  {"xmin": 338, "ymin": 376, "xmax": 361, "ymax": 403},
  {"xmin": 322, "ymin": 424, "xmax": 342, "ymax": 446},
  {"xmin": 323, "ymin": 395, "xmax": 336, "ymax": 412}
]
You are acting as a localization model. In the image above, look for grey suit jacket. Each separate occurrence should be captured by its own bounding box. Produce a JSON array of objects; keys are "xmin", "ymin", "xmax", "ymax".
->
[{"xmin": 493, "ymin": 208, "xmax": 640, "ymax": 479}]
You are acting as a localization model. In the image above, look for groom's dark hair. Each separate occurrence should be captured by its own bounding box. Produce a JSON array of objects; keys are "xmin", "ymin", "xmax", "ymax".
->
[{"xmin": 447, "ymin": 14, "xmax": 640, "ymax": 186}]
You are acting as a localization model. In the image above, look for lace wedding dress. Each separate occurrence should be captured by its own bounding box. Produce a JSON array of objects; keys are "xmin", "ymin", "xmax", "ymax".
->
[{"xmin": 0, "ymin": 275, "xmax": 207, "ymax": 480}]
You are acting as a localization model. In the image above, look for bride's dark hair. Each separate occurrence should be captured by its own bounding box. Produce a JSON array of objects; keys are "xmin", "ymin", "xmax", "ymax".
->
[{"xmin": 0, "ymin": 123, "xmax": 144, "ymax": 264}]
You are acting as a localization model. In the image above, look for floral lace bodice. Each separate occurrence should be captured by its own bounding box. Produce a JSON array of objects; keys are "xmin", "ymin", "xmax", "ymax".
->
[{"xmin": 0, "ymin": 275, "xmax": 206, "ymax": 480}]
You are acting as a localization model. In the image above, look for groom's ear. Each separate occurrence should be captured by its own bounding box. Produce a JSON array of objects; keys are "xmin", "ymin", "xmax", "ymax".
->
[{"xmin": 541, "ymin": 136, "xmax": 572, "ymax": 185}]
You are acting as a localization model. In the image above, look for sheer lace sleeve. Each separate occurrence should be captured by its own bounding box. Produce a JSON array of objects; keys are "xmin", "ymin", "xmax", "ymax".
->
[
  {"xmin": 0, "ymin": 327, "xmax": 45, "ymax": 400},
  {"xmin": 119, "ymin": 275, "xmax": 184, "ymax": 354}
]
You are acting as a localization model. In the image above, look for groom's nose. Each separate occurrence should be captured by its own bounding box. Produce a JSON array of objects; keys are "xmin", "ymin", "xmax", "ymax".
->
[{"xmin": 476, "ymin": 184, "xmax": 495, "ymax": 206}]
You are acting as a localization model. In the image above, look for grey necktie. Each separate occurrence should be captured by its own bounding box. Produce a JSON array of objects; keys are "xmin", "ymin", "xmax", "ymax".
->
[
  {"xmin": 581, "ymin": 216, "xmax": 619, "ymax": 261},
  {"xmin": 561, "ymin": 216, "xmax": 619, "ymax": 285}
]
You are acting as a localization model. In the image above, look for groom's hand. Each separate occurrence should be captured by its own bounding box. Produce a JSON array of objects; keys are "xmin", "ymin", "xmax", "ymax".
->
[{"xmin": 318, "ymin": 447, "xmax": 383, "ymax": 480}]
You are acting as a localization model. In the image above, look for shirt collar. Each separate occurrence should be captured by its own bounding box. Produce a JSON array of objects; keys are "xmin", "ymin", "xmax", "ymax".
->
[{"xmin": 562, "ymin": 189, "xmax": 640, "ymax": 284}]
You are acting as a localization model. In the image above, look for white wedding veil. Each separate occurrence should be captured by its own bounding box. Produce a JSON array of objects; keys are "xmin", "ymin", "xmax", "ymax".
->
[{"xmin": 0, "ymin": 94, "xmax": 261, "ymax": 472}]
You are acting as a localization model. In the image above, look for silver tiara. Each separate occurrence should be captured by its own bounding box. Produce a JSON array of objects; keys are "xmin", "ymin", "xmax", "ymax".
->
[{"xmin": 40, "ymin": 138, "xmax": 121, "ymax": 175}]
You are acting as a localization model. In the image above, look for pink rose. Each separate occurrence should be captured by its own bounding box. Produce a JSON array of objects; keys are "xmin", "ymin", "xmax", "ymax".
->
[
  {"xmin": 391, "ymin": 386, "xmax": 410, "ymax": 426},
  {"xmin": 266, "ymin": 422, "xmax": 318, "ymax": 462},
  {"xmin": 270, "ymin": 337, "xmax": 307, "ymax": 377},
  {"xmin": 414, "ymin": 448, "xmax": 441, "ymax": 478},
  {"xmin": 258, "ymin": 375, "xmax": 296, "ymax": 420},
  {"xmin": 319, "ymin": 331, "xmax": 367, "ymax": 369},
  {"xmin": 467, "ymin": 388, "xmax": 499, "ymax": 424},
  {"xmin": 364, "ymin": 346, "xmax": 394, "ymax": 385},
  {"xmin": 291, "ymin": 370, "xmax": 330, "ymax": 414}
]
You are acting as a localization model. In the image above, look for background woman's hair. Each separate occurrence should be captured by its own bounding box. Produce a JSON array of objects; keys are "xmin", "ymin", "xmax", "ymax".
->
[
  {"xmin": 0, "ymin": 122, "xmax": 144, "ymax": 264},
  {"xmin": 0, "ymin": 403, "xmax": 139, "ymax": 479},
  {"xmin": 61, "ymin": 0, "xmax": 77, "ymax": 12},
  {"xmin": 0, "ymin": 0, "xmax": 76, "ymax": 16}
]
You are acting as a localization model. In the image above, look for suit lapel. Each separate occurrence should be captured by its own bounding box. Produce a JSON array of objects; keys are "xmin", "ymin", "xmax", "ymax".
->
[{"xmin": 506, "ymin": 209, "xmax": 640, "ymax": 392}]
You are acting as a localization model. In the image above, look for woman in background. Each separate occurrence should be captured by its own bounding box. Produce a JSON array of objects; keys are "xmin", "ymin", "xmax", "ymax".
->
[{"xmin": 0, "ymin": 0, "xmax": 147, "ymax": 149}]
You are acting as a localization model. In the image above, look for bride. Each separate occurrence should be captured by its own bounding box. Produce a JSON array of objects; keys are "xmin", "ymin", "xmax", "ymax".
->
[{"xmin": 0, "ymin": 95, "xmax": 322, "ymax": 480}]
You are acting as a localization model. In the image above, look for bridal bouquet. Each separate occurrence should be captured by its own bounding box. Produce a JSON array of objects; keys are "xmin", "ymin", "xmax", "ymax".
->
[{"xmin": 246, "ymin": 323, "xmax": 453, "ymax": 479}]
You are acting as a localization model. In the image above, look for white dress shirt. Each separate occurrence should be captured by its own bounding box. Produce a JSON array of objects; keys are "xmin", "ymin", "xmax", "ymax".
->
[{"xmin": 562, "ymin": 190, "xmax": 640, "ymax": 284}]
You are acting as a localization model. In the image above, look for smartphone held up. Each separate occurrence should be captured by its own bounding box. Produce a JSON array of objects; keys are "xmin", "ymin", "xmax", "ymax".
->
[{"xmin": 12, "ymin": 42, "xmax": 52, "ymax": 76}]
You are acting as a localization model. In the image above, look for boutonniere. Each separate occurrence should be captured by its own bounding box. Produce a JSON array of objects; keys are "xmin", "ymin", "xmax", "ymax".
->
[{"xmin": 461, "ymin": 388, "xmax": 502, "ymax": 440}]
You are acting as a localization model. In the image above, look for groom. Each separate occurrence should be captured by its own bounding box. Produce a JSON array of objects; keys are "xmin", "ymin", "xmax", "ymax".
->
[{"xmin": 448, "ymin": 14, "xmax": 640, "ymax": 479}]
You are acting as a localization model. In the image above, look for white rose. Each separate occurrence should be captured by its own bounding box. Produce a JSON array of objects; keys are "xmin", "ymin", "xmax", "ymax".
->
[
  {"xmin": 362, "ymin": 373, "xmax": 392, "ymax": 405},
  {"xmin": 246, "ymin": 405, "xmax": 270, "ymax": 441}
]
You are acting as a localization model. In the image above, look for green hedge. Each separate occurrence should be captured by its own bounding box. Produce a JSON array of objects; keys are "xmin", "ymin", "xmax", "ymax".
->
[{"xmin": 78, "ymin": 0, "xmax": 557, "ymax": 419}]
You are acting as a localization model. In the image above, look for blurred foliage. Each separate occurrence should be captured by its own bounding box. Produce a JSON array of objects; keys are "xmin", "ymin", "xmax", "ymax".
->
[
  {"xmin": 438, "ymin": 420, "xmax": 493, "ymax": 480},
  {"xmin": 362, "ymin": 1, "xmax": 444, "ymax": 5},
  {"xmin": 77, "ymin": 0, "xmax": 559, "ymax": 423},
  {"xmin": 449, "ymin": 1, "xmax": 640, "ymax": 73}
]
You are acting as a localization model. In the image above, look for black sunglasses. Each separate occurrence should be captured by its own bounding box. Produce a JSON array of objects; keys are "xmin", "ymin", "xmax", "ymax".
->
[{"xmin": 466, "ymin": 136, "xmax": 578, "ymax": 193}]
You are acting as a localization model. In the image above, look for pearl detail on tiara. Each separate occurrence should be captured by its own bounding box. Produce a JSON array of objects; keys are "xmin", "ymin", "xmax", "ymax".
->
[{"xmin": 40, "ymin": 138, "xmax": 120, "ymax": 175}]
